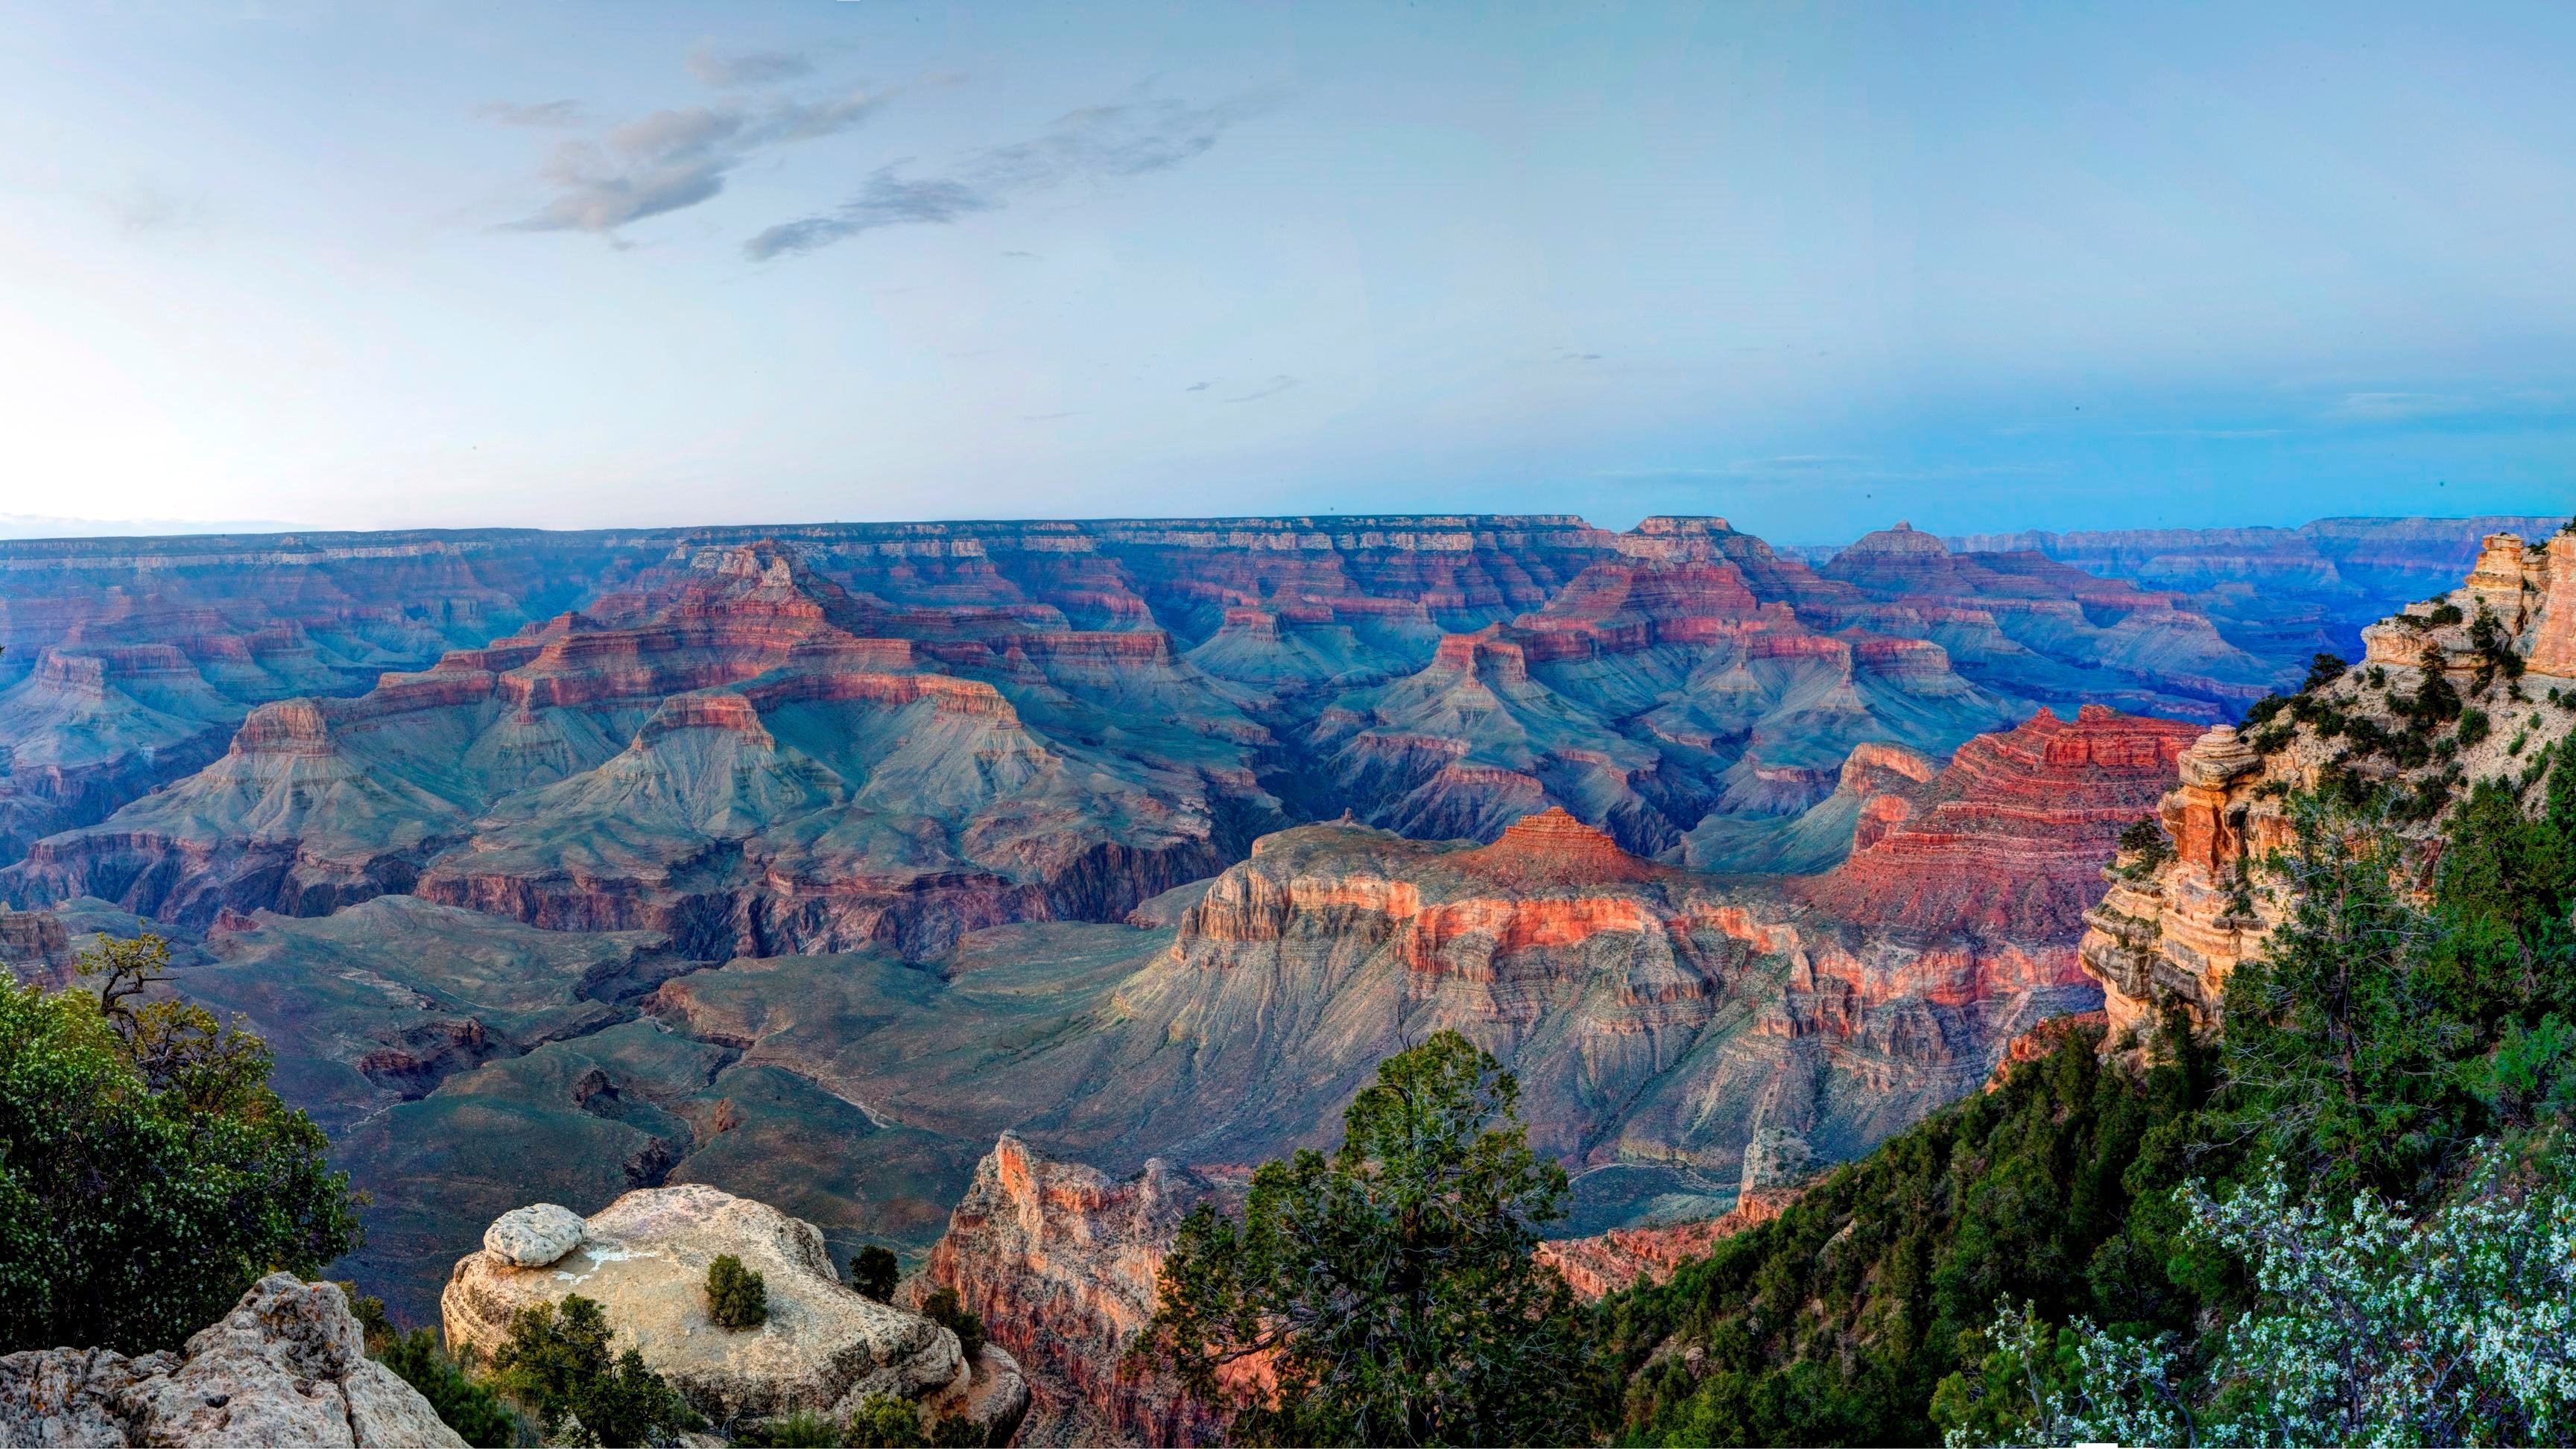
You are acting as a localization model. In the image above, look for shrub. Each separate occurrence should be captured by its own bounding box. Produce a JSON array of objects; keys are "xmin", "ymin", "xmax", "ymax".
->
[
  {"xmin": 2457, "ymin": 706, "xmax": 2492, "ymax": 749},
  {"xmin": 0, "ymin": 936, "xmax": 363, "ymax": 1354},
  {"xmin": 738, "ymin": 1408, "xmax": 843, "ymax": 1447},
  {"xmin": 708, "ymin": 1252, "xmax": 769, "ymax": 1330},
  {"xmin": 849, "ymin": 1246, "xmax": 899, "ymax": 1302},
  {"xmin": 378, "ymin": 1328, "xmax": 522, "ymax": 1447},
  {"xmin": 490, "ymin": 1295, "xmax": 700, "ymax": 1445},
  {"xmin": 918, "ymin": 1287, "xmax": 984, "ymax": 1361},
  {"xmin": 2114, "ymin": 817, "xmax": 2172, "ymax": 878},
  {"xmin": 1944, "ymin": 1155, "xmax": 2576, "ymax": 1446},
  {"xmin": 844, "ymin": 1393, "xmax": 926, "ymax": 1448}
]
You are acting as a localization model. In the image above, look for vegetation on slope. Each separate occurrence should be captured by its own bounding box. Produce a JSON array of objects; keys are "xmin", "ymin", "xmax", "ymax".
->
[{"xmin": 1601, "ymin": 730, "xmax": 2576, "ymax": 1446}]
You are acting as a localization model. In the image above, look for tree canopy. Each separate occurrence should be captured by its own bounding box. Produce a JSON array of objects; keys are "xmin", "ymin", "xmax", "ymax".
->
[
  {"xmin": 1135, "ymin": 1030, "xmax": 1603, "ymax": 1447},
  {"xmin": 0, "ymin": 933, "xmax": 363, "ymax": 1354}
]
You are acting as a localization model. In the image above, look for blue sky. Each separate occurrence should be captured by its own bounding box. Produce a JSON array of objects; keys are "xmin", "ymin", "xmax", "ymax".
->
[{"xmin": 1, "ymin": 1, "xmax": 2572, "ymax": 540}]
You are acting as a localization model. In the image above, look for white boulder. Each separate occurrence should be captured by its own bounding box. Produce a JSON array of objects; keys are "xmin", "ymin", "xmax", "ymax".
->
[{"xmin": 483, "ymin": 1202, "xmax": 587, "ymax": 1268}]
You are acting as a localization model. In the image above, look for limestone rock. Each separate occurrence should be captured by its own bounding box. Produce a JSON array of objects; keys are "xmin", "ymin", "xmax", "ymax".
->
[
  {"xmin": 0, "ymin": 1275, "xmax": 464, "ymax": 1448},
  {"xmin": 443, "ymin": 1183, "xmax": 1007, "ymax": 1427},
  {"xmin": 483, "ymin": 1203, "xmax": 586, "ymax": 1267}
]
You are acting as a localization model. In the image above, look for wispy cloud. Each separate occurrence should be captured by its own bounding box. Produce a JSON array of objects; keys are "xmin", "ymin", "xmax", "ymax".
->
[
  {"xmin": 478, "ymin": 99, "xmax": 589, "ymax": 129},
  {"xmin": 688, "ymin": 43, "xmax": 815, "ymax": 89},
  {"xmin": 501, "ymin": 87, "xmax": 886, "ymax": 241},
  {"xmin": 744, "ymin": 91, "xmax": 1278, "ymax": 261},
  {"xmin": 1223, "ymin": 375, "xmax": 1297, "ymax": 403},
  {"xmin": 100, "ymin": 177, "xmax": 210, "ymax": 237},
  {"xmin": 2327, "ymin": 390, "xmax": 2478, "ymax": 422}
]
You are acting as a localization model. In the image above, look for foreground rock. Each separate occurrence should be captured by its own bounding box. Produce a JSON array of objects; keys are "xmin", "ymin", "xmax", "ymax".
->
[
  {"xmin": 0, "ymin": 1274, "xmax": 464, "ymax": 1447},
  {"xmin": 908, "ymin": 1133, "xmax": 1240, "ymax": 1446},
  {"xmin": 443, "ymin": 1183, "xmax": 1026, "ymax": 1433}
]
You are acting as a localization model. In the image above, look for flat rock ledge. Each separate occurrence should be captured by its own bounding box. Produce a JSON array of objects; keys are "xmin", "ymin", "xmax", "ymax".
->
[
  {"xmin": 0, "ymin": 1274, "xmax": 465, "ymax": 1448},
  {"xmin": 443, "ymin": 1183, "xmax": 1027, "ymax": 1435}
]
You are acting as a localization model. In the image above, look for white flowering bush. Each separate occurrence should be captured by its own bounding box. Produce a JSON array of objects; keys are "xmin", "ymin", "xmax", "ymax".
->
[{"xmin": 1941, "ymin": 1152, "xmax": 2576, "ymax": 1447}]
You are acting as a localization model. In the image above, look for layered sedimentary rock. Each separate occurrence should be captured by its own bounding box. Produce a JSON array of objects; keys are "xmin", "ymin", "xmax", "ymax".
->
[
  {"xmin": 2, "ymin": 513, "xmax": 2444, "ymax": 944},
  {"xmin": 1800, "ymin": 705, "xmax": 2200, "ymax": 937},
  {"xmin": 5, "ymin": 542, "xmax": 1276, "ymax": 959},
  {"xmin": 0, "ymin": 1275, "xmax": 464, "ymax": 1448},
  {"xmin": 0, "ymin": 905, "xmax": 71, "ymax": 985},
  {"xmin": 2080, "ymin": 528, "xmax": 2576, "ymax": 1041},
  {"xmin": 907, "ymin": 1134, "xmax": 1238, "ymax": 1447},
  {"xmin": 443, "ymin": 1183, "xmax": 1027, "ymax": 1433},
  {"xmin": 315, "ymin": 703, "xmax": 2189, "ymax": 1326}
]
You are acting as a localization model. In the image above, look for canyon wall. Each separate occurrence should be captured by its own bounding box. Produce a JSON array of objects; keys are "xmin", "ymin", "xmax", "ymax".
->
[{"xmin": 2080, "ymin": 525, "xmax": 2576, "ymax": 1041}]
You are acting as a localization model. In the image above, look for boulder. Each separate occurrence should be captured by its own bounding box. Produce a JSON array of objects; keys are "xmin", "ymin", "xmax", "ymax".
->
[
  {"xmin": 443, "ymin": 1183, "xmax": 1025, "ymax": 1431},
  {"xmin": 0, "ymin": 1274, "xmax": 465, "ymax": 1447},
  {"xmin": 483, "ymin": 1203, "xmax": 586, "ymax": 1268}
]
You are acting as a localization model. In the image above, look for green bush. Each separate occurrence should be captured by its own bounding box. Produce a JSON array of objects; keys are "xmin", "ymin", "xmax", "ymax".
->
[
  {"xmin": 707, "ymin": 1252, "xmax": 769, "ymax": 1330},
  {"xmin": 918, "ymin": 1287, "xmax": 983, "ymax": 1361},
  {"xmin": 738, "ymin": 1408, "xmax": 844, "ymax": 1447},
  {"xmin": 490, "ymin": 1295, "xmax": 700, "ymax": 1445},
  {"xmin": 843, "ymin": 1393, "xmax": 926, "ymax": 1448},
  {"xmin": 2114, "ymin": 817, "xmax": 2172, "ymax": 877},
  {"xmin": 849, "ymin": 1245, "xmax": 899, "ymax": 1302},
  {"xmin": 0, "ymin": 936, "xmax": 363, "ymax": 1354},
  {"xmin": 377, "ymin": 1328, "xmax": 522, "ymax": 1448}
]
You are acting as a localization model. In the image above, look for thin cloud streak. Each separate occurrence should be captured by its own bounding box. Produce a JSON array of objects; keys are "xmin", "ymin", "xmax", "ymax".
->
[
  {"xmin": 744, "ymin": 91, "xmax": 1279, "ymax": 261},
  {"xmin": 478, "ymin": 99, "xmax": 589, "ymax": 128},
  {"xmin": 687, "ymin": 44, "xmax": 816, "ymax": 89}
]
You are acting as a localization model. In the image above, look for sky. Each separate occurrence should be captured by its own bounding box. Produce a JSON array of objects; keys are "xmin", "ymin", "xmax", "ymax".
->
[{"xmin": 1, "ymin": 1, "xmax": 2572, "ymax": 542}]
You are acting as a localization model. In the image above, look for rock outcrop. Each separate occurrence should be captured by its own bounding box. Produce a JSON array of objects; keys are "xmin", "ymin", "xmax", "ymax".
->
[
  {"xmin": 443, "ymin": 1183, "xmax": 1026, "ymax": 1433},
  {"xmin": 2080, "ymin": 527, "xmax": 2576, "ymax": 1043},
  {"xmin": 908, "ymin": 1134, "xmax": 1239, "ymax": 1447},
  {"xmin": 0, "ymin": 1274, "xmax": 465, "ymax": 1447},
  {"xmin": 0, "ymin": 904, "xmax": 71, "ymax": 985}
]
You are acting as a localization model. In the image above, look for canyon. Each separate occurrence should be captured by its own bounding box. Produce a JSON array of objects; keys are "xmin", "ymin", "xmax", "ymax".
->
[{"xmin": 0, "ymin": 511, "xmax": 2550, "ymax": 1441}]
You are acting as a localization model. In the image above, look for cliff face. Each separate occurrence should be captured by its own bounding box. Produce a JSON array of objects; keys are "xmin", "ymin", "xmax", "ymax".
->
[
  {"xmin": 908, "ymin": 1134, "xmax": 1239, "ymax": 1447},
  {"xmin": 1800, "ymin": 705, "xmax": 2200, "ymax": 938},
  {"xmin": 2079, "ymin": 526, "xmax": 2576, "ymax": 1042}
]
